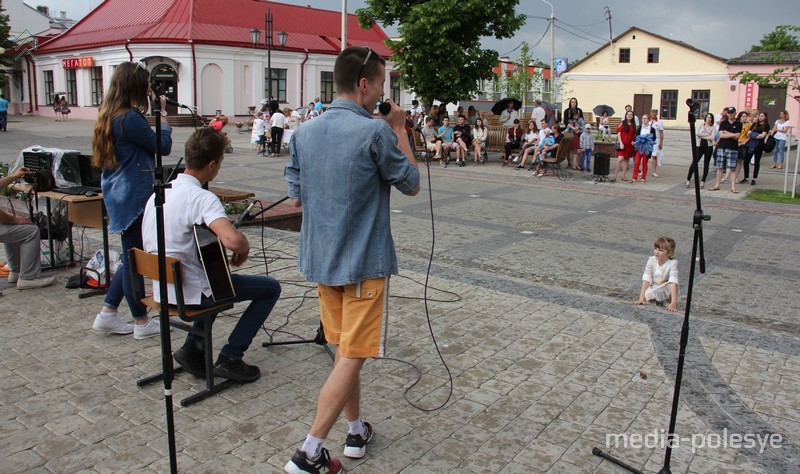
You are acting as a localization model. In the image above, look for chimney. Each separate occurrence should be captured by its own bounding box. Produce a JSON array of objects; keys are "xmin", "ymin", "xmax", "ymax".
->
[
  {"xmin": 60, "ymin": 11, "xmax": 67, "ymax": 19},
  {"xmin": 37, "ymin": 5, "xmax": 49, "ymax": 16}
]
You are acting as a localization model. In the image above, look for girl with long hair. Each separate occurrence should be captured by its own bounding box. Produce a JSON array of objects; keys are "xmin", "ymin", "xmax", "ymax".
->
[
  {"xmin": 747, "ymin": 111, "xmax": 769, "ymax": 185},
  {"xmin": 771, "ymin": 110, "xmax": 790, "ymax": 169},
  {"xmin": 90, "ymin": 61, "xmax": 172, "ymax": 339},
  {"xmin": 686, "ymin": 113, "xmax": 716, "ymax": 188},
  {"xmin": 472, "ymin": 117, "xmax": 487, "ymax": 164},
  {"xmin": 611, "ymin": 110, "xmax": 636, "ymax": 182}
]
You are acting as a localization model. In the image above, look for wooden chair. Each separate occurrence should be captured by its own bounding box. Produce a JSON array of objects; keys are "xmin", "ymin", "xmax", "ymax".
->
[
  {"xmin": 129, "ymin": 248, "xmax": 236, "ymax": 407},
  {"xmin": 539, "ymin": 135, "xmax": 572, "ymax": 181}
]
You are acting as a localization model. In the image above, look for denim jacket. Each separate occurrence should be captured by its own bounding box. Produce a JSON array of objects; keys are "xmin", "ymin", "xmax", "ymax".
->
[
  {"xmin": 285, "ymin": 99, "xmax": 420, "ymax": 286},
  {"xmin": 102, "ymin": 109, "xmax": 172, "ymax": 233}
]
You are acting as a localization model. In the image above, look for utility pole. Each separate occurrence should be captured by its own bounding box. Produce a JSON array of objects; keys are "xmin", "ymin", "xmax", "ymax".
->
[
  {"xmin": 341, "ymin": 0, "xmax": 347, "ymax": 52},
  {"xmin": 542, "ymin": 0, "xmax": 555, "ymax": 101},
  {"xmin": 605, "ymin": 6, "xmax": 613, "ymax": 50}
]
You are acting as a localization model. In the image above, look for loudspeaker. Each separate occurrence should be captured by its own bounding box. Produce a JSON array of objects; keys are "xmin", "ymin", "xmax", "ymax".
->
[{"xmin": 593, "ymin": 152, "xmax": 610, "ymax": 176}]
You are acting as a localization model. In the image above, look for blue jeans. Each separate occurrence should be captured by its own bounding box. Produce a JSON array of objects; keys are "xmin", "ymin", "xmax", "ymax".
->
[
  {"xmin": 189, "ymin": 274, "xmax": 281, "ymax": 360},
  {"xmin": 775, "ymin": 139, "xmax": 786, "ymax": 165},
  {"xmin": 581, "ymin": 149, "xmax": 592, "ymax": 171},
  {"xmin": 104, "ymin": 214, "xmax": 147, "ymax": 320}
]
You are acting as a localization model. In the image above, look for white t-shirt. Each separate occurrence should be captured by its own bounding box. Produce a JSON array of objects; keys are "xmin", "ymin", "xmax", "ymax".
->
[
  {"xmin": 270, "ymin": 111, "xmax": 286, "ymax": 128},
  {"xmin": 642, "ymin": 256, "xmax": 678, "ymax": 286},
  {"xmin": 774, "ymin": 120, "xmax": 791, "ymax": 140},
  {"xmin": 251, "ymin": 118, "xmax": 267, "ymax": 143},
  {"xmin": 142, "ymin": 173, "xmax": 228, "ymax": 305}
]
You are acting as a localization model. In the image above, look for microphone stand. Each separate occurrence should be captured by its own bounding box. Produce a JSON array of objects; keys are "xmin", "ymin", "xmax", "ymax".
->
[
  {"xmin": 152, "ymin": 93, "xmax": 178, "ymax": 474},
  {"xmin": 592, "ymin": 100, "xmax": 710, "ymax": 474}
]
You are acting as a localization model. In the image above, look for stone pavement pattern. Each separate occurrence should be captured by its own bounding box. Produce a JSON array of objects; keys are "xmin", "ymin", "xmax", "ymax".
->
[{"xmin": 1, "ymin": 116, "xmax": 799, "ymax": 473}]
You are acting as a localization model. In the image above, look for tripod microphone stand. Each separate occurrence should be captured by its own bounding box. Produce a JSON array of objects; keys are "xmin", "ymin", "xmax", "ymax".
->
[{"xmin": 593, "ymin": 99, "xmax": 710, "ymax": 474}]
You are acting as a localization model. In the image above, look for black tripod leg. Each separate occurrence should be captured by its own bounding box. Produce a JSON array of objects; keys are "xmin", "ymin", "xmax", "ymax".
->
[
  {"xmin": 592, "ymin": 447, "xmax": 643, "ymax": 474},
  {"xmin": 262, "ymin": 322, "xmax": 334, "ymax": 361}
]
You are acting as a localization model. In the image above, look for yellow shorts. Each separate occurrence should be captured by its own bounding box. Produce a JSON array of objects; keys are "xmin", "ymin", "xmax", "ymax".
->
[{"xmin": 318, "ymin": 276, "xmax": 389, "ymax": 358}]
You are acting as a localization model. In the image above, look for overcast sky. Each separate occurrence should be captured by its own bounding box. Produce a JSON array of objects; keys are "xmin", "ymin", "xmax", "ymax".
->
[{"xmin": 36, "ymin": 0, "xmax": 797, "ymax": 63}]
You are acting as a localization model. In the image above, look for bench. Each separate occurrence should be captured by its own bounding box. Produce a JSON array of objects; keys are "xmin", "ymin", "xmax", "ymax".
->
[
  {"xmin": 485, "ymin": 126, "xmax": 523, "ymax": 163},
  {"xmin": 537, "ymin": 135, "xmax": 572, "ymax": 180}
]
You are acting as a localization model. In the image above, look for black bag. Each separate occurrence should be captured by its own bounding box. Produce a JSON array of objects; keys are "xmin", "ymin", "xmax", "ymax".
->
[
  {"xmin": 763, "ymin": 134, "xmax": 776, "ymax": 153},
  {"xmin": 614, "ymin": 139, "xmax": 622, "ymax": 151},
  {"xmin": 31, "ymin": 201, "xmax": 69, "ymax": 241}
]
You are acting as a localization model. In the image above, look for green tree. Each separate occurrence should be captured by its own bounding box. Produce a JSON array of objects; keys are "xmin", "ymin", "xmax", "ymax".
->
[
  {"xmin": 503, "ymin": 43, "xmax": 534, "ymax": 103},
  {"xmin": 0, "ymin": 6, "xmax": 17, "ymax": 90},
  {"xmin": 749, "ymin": 25, "xmax": 800, "ymax": 52},
  {"xmin": 357, "ymin": 0, "xmax": 525, "ymax": 106}
]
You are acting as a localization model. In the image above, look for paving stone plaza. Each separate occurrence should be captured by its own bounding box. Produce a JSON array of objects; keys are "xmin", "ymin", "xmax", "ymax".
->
[{"xmin": 1, "ymin": 116, "xmax": 798, "ymax": 473}]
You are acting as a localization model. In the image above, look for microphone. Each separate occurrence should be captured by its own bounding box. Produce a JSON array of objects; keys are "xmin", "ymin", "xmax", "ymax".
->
[
  {"xmin": 232, "ymin": 202, "xmax": 256, "ymax": 229},
  {"xmin": 378, "ymin": 101, "xmax": 392, "ymax": 115},
  {"xmin": 164, "ymin": 98, "xmax": 192, "ymax": 109},
  {"xmin": 151, "ymin": 81, "xmax": 191, "ymax": 109}
]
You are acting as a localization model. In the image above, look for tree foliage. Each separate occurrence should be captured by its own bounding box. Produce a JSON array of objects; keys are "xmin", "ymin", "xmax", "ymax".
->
[
  {"xmin": 501, "ymin": 43, "xmax": 535, "ymax": 103},
  {"xmin": 357, "ymin": 0, "xmax": 525, "ymax": 106},
  {"xmin": 0, "ymin": 6, "xmax": 17, "ymax": 90},
  {"xmin": 749, "ymin": 25, "xmax": 800, "ymax": 52}
]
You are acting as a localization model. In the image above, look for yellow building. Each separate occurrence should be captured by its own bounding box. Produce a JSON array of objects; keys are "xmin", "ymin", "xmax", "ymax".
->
[{"xmin": 562, "ymin": 27, "xmax": 728, "ymax": 128}]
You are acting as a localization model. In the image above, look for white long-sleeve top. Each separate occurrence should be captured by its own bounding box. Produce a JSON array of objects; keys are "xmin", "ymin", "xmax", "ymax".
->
[{"xmin": 642, "ymin": 256, "xmax": 679, "ymax": 287}]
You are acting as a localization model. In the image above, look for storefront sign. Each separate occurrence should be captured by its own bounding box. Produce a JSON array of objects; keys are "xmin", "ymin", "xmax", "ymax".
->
[
  {"xmin": 62, "ymin": 57, "xmax": 95, "ymax": 69},
  {"xmin": 744, "ymin": 82, "xmax": 754, "ymax": 109}
]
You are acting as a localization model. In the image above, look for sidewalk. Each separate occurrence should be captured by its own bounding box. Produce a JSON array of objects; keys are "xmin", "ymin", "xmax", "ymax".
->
[{"xmin": 1, "ymin": 116, "xmax": 799, "ymax": 472}]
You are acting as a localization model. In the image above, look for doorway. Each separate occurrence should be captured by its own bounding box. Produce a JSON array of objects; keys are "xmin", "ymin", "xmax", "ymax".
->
[
  {"xmin": 758, "ymin": 85, "xmax": 786, "ymax": 122},
  {"xmin": 151, "ymin": 64, "xmax": 179, "ymax": 114},
  {"xmin": 633, "ymin": 94, "xmax": 652, "ymax": 123}
]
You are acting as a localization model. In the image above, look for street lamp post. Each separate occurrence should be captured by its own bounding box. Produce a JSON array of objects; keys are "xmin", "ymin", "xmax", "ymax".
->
[
  {"xmin": 251, "ymin": 9, "xmax": 288, "ymax": 104},
  {"xmin": 541, "ymin": 0, "xmax": 555, "ymax": 101}
]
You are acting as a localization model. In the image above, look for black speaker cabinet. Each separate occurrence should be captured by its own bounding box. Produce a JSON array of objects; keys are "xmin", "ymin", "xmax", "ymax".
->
[{"xmin": 593, "ymin": 152, "xmax": 610, "ymax": 176}]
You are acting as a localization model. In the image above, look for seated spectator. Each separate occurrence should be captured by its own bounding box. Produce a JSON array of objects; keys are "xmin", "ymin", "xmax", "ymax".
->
[
  {"xmin": 471, "ymin": 117, "xmax": 487, "ymax": 165},
  {"xmin": 502, "ymin": 119, "xmax": 524, "ymax": 166},
  {"xmin": 467, "ymin": 105, "xmax": 481, "ymax": 126},
  {"xmin": 437, "ymin": 117, "xmax": 456, "ymax": 166},
  {"xmin": 514, "ymin": 120, "xmax": 540, "ymax": 169},
  {"xmin": 453, "ymin": 114, "xmax": 472, "ymax": 167},
  {"xmin": 421, "ymin": 116, "xmax": 443, "ymax": 160},
  {"xmin": 532, "ymin": 125, "xmax": 562, "ymax": 177},
  {"xmin": 519, "ymin": 119, "xmax": 549, "ymax": 169},
  {"xmin": 305, "ymin": 102, "xmax": 319, "ymax": 121},
  {"xmin": 599, "ymin": 111, "xmax": 611, "ymax": 139},
  {"xmin": 500, "ymin": 102, "xmax": 519, "ymax": 128},
  {"xmin": 1, "ymin": 167, "xmax": 55, "ymax": 290}
]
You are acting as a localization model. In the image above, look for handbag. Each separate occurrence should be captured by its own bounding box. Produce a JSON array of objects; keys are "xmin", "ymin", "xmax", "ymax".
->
[
  {"xmin": 763, "ymin": 133, "xmax": 776, "ymax": 153},
  {"xmin": 614, "ymin": 139, "xmax": 622, "ymax": 151}
]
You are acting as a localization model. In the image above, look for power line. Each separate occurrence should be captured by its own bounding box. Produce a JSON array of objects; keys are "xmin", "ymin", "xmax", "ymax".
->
[
  {"xmin": 555, "ymin": 18, "xmax": 607, "ymax": 43},
  {"xmin": 501, "ymin": 22, "xmax": 551, "ymax": 57},
  {"xmin": 554, "ymin": 24, "xmax": 605, "ymax": 46}
]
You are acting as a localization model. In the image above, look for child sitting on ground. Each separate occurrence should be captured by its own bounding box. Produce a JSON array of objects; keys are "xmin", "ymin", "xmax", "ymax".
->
[{"xmin": 634, "ymin": 236, "xmax": 679, "ymax": 312}]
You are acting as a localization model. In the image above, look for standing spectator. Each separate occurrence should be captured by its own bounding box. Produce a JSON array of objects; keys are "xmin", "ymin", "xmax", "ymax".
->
[
  {"xmin": 283, "ymin": 46, "xmax": 420, "ymax": 473},
  {"xmin": 771, "ymin": 110, "xmax": 791, "ymax": 169},
  {"xmin": 269, "ymin": 101, "xmax": 286, "ymax": 157},
  {"xmin": 747, "ymin": 112, "xmax": 769, "ymax": 185},
  {"xmin": 467, "ymin": 105, "xmax": 481, "ymax": 126},
  {"xmin": 649, "ymin": 109, "xmax": 664, "ymax": 178},
  {"xmin": 611, "ymin": 110, "xmax": 636, "ymax": 182},
  {"xmin": 452, "ymin": 114, "xmax": 472, "ymax": 167},
  {"xmin": 471, "ymin": 117, "xmax": 487, "ymax": 164},
  {"xmin": 60, "ymin": 97, "xmax": 71, "ymax": 120},
  {"xmin": 251, "ymin": 112, "xmax": 267, "ymax": 156},
  {"xmin": 90, "ymin": 61, "xmax": 170, "ymax": 338},
  {"xmin": 502, "ymin": 119, "xmax": 524, "ymax": 166},
  {"xmin": 314, "ymin": 97, "xmax": 323, "ymax": 114},
  {"xmin": 736, "ymin": 110, "xmax": 752, "ymax": 184},
  {"xmin": 709, "ymin": 107, "xmax": 742, "ymax": 193},
  {"xmin": 421, "ymin": 116, "xmax": 443, "ymax": 160},
  {"xmin": 532, "ymin": 99, "xmax": 546, "ymax": 126},
  {"xmin": 566, "ymin": 111, "xmax": 585, "ymax": 170},
  {"xmin": 437, "ymin": 116, "xmax": 456, "ymax": 166},
  {"xmin": 631, "ymin": 114, "xmax": 657, "ymax": 183},
  {"xmin": 499, "ymin": 102, "xmax": 519, "ymax": 128},
  {"xmin": 625, "ymin": 104, "xmax": 640, "ymax": 127},
  {"xmin": 427, "ymin": 104, "xmax": 441, "ymax": 127},
  {"xmin": 580, "ymin": 124, "xmax": 594, "ymax": 171},
  {"xmin": 686, "ymin": 113, "xmax": 716, "ymax": 188},
  {"xmin": 0, "ymin": 93, "xmax": 9, "ymax": 132},
  {"xmin": 563, "ymin": 97, "xmax": 584, "ymax": 128},
  {"xmin": 410, "ymin": 100, "xmax": 424, "ymax": 128},
  {"xmin": 1, "ymin": 167, "xmax": 55, "ymax": 289}
]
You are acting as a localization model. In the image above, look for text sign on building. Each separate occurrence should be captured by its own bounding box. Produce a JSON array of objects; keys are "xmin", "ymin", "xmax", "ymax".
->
[{"xmin": 62, "ymin": 57, "xmax": 95, "ymax": 69}]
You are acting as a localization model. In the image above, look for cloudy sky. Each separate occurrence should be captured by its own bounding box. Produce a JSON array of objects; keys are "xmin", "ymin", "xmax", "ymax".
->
[{"xmin": 37, "ymin": 0, "xmax": 796, "ymax": 62}]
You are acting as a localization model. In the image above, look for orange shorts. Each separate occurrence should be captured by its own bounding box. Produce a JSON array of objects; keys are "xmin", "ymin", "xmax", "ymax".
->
[{"xmin": 317, "ymin": 276, "xmax": 389, "ymax": 358}]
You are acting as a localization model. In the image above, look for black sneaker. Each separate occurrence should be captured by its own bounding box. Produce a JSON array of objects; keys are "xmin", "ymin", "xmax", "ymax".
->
[
  {"xmin": 173, "ymin": 342, "xmax": 206, "ymax": 379},
  {"xmin": 343, "ymin": 421, "xmax": 374, "ymax": 459},
  {"xmin": 213, "ymin": 354, "xmax": 260, "ymax": 383},
  {"xmin": 751, "ymin": 179, "xmax": 756, "ymax": 185},
  {"xmin": 284, "ymin": 448, "xmax": 342, "ymax": 473}
]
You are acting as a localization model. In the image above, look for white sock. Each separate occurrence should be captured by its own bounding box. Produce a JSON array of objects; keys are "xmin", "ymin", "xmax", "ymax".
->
[
  {"xmin": 347, "ymin": 417, "xmax": 367, "ymax": 437},
  {"xmin": 99, "ymin": 309, "xmax": 118, "ymax": 319},
  {"xmin": 301, "ymin": 434, "xmax": 325, "ymax": 460}
]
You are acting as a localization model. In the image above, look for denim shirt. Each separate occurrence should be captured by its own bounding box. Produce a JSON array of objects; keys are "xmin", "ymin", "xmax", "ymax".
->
[
  {"xmin": 102, "ymin": 109, "xmax": 172, "ymax": 233},
  {"xmin": 285, "ymin": 98, "xmax": 420, "ymax": 286}
]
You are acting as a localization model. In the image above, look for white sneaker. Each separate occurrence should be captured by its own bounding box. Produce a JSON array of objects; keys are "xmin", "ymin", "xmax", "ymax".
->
[
  {"xmin": 133, "ymin": 317, "xmax": 160, "ymax": 340},
  {"xmin": 7, "ymin": 271, "xmax": 19, "ymax": 283},
  {"xmin": 16, "ymin": 276, "xmax": 55, "ymax": 290},
  {"xmin": 512, "ymin": 156, "xmax": 518, "ymax": 163},
  {"xmin": 652, "ymin": 172, "xmax": 659, "ymax": 178},
  {"xmin": 92, "ymin": 312, "xmax": 134, "ymax": 335}
]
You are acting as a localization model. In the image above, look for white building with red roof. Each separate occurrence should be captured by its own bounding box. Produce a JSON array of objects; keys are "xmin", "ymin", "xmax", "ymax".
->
[{"xmin": 30, "ymin": 0, "xmax": 403, "ymax": 119}]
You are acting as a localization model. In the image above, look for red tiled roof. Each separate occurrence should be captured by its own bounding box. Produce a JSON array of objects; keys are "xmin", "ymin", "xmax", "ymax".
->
[{"xmin": 36, "ymin": 0, "xmax": 392, "ymax": 57}]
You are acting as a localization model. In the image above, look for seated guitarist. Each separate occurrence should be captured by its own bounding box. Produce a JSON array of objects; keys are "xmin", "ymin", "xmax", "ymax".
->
[{"xmin": 142, "ymin": 127, "xmax": 281, "ymax": 383}]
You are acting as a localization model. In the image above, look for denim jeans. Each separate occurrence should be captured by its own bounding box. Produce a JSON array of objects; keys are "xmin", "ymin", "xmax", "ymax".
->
[
  {"xmin": 189, "ymin": 274, "xmax": 281, "ymax": 360},
  {"xmin": 775, "ymin": 139, "xmax": 786, "ymax": 165},
  {"xmin": 103, "ymin": 214, "xmax": 147, "ymax": 320}
]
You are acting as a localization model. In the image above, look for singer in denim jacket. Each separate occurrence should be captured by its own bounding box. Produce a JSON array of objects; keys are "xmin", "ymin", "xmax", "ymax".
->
[{"xmin": 285, "ymin": 98, "xmax": 419, "ymax": 286}]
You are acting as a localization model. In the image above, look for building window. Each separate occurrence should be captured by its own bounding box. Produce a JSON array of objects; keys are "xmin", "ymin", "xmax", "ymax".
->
[
  {"xmin": 65, "ymin": 69, "xmax": 78, "ymax": 105},
  {"xmin": 390, "ymin": 73, "xmax": 401, "ymax": 105},
  {"xmin": 660, "ymin": 90, "xmax": 678, "ymax": 120},
  {"xmin": 43, "ymin": 70, "xmax": 54, "ymax": 106},
  {"xmin": 265, "ymin": 68, "xmax": 287, "ymax": 102},
  {"xmin": 691, "ymin": 90, "xmax": 710, "ymax": 117},
  {"xmin": 90, "ymin": 67, "xmax": 104, "ymax": 106},
  {"xmin": 619, "ymin": 48, "xmax": 630, "ymax": 63},
  {"xmin": 320, "ymin": 71, "xmax": 335, "ymax": 103},
  {"xmin": 647, "ymin": 48, "xmax": 660, "ymax": 64}
]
